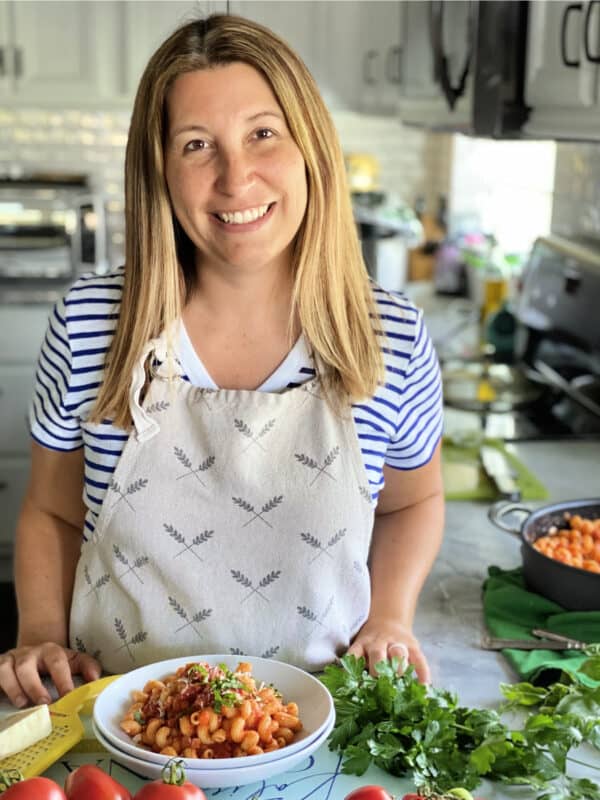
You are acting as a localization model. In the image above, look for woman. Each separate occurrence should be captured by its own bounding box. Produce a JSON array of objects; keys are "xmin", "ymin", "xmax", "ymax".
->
[{"xmin": 0, "ymin": 15, "xmax": 444, "ymax": 708}]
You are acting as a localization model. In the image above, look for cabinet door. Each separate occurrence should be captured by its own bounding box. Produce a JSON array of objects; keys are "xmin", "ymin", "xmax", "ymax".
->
[
  {"xmin": 9, "ymin": 1, "xmax": 123, "ymax": 104},
  {"xmin": 0, "ymin": 364, "xmax": 36, "ymax": 455},
  {"xmin": 358, "ymin": 1, "xmax": 403, "ymax": 115},
  {"xmin": 123, "ymin": 1, "xmax": 227, "ymax": 96},
  {"xmin": 0, "ymin": 2, "xmax": 14, "ymax": 98},
  {"xmin": 398, "ymin": 0, "xmax": 472, "ymax": 130},
  {"xmin": 0, "ymin": 457, "xmax": 29, "ymax": 555},
  {"xmin": 525, "ymin": 0, "xmax": 600, "ymax": 138}
]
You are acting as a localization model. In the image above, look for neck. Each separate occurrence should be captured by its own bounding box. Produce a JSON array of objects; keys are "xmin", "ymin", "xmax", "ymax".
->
[{"xmin": 185, "ymin": 256, "xmax": 297, "ymax": 336}]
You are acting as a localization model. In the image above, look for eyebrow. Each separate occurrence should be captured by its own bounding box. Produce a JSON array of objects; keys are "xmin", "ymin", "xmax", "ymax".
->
[{"xmin": 171, "ymin": 111, "xmax": 284, "ymax": 139}]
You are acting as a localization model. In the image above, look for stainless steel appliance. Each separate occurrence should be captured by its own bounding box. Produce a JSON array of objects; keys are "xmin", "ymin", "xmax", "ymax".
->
[
  {"xmin": 443, "ymin": 235, "xmax": 600, "ymax": 441},
  {"xmin": 0, "ymin": 172, "xmax": 108, "ymax": 299}
]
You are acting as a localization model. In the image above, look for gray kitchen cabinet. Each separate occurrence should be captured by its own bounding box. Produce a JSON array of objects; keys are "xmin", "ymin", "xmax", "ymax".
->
[
  {"xmin": 524, "ymin": 0, "xmax": 600, "ymax": 140},
  {"xmin": 0, "ymin": 1, "xmax": 125, "ymax": 106},
  {"xmin": 123, "ymin": 0, "xmax": 227, "ymax": 96},
  {"xmin": 356, "ymin": 1, "xmax": 403, "ymax": 115},
  {"xmin": 0, "ymin": 304, "xmax": 51, "ymax": 552},
  {"xmin": 398, "ymin": 0, "xmax": 472, "ymax": 130}
]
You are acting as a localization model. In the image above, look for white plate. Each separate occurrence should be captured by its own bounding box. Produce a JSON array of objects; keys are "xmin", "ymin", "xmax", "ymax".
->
[
  {"xmin": 92, "ymin": 716, "xmax": 334, "ymax": 789},
  {"xmin": 94, "ymin": 654, "xmax": 334, "ymax": 769}
]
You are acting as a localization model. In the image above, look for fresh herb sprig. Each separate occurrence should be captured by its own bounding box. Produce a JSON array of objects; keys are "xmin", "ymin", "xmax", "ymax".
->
[{"xmin": 320, "ymin": 654, "xmax": 600, "ymax": 800}]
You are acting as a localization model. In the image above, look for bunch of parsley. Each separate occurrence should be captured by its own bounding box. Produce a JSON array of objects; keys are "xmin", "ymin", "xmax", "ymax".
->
[{"xmin": 320, "ymin": 653, "xmax": 600, "ymax": 800}]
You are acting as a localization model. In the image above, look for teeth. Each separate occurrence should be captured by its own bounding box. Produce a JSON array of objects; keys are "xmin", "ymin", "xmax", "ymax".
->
[{"xmin": 216, "ymin": 204, "xmax": 270, "ymax": 224}]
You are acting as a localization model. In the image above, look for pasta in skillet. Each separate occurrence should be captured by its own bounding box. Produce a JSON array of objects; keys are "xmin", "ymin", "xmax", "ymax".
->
[{"xmin": 119, "ymin": 661, "xmax": 303, "ymax": 758}]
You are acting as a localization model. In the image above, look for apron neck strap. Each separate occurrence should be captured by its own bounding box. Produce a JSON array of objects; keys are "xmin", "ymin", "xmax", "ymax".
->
[{"xmin": 129, "ymin": 325, "xmax": 182, "ymax": 442}]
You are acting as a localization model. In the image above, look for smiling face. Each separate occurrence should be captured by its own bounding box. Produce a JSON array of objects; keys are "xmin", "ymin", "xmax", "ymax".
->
[{"xmin": 165, "ymin": 62, "xmax": 308, "ymax": 278}]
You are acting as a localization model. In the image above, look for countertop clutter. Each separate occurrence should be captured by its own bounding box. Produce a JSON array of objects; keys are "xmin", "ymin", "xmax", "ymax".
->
[{"xmin": 0, "ymin": 441, "xmax": 598, "ymax": 797}]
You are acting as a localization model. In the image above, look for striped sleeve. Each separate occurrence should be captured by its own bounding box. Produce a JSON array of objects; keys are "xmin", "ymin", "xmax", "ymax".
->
[
  {"xmin": 28, "ymin": 294, "xmax": 83, "ymax": 452},
  {"xmin": 384, "ymin": 309, "xmax": 443, "ymax": 470}
]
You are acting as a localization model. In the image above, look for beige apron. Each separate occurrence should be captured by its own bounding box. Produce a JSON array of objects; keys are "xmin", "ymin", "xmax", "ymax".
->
[{"xmin": 70, "ymin": 330, "xmax": 375, "ymax": 673}]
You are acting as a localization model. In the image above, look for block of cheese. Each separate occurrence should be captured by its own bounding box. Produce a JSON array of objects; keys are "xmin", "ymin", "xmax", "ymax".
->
[{"xmin": 0, "ymin": 704, "xmax": 52, "ymax": 758}]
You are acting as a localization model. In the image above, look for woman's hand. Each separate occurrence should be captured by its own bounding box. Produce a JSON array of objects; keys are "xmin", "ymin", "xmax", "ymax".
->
[
  {"xmin": 0, "ymin": 644, "xmax": 101, "ymax": 707},
  {"xmin": 346, "ymin": 617, "xmax": 430, "ymax": 684}
]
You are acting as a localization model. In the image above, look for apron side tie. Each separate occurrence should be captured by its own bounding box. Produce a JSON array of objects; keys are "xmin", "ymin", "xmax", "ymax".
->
[{"xmin": 129, "ymin": 339, "xmax": 161, "ymax": 442}]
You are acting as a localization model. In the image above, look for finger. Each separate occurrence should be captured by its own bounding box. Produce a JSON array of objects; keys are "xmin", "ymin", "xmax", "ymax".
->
[
  {"xmin": 388, "ymin": 642, "xmax": 409, "ymax": 671},
  {"xmin": 45, "ymin": 647, "xmax": 76, "ymax": 697},
  {"xmin": 366, "ymin": 643, "xmax": 389, "ymax": 675},
  {"xmin": 407, "ymin": 647, "xmax": 431, "ymax": 685},
  {"xmin": 69, "ymin": 651, "xmax": 102, "ymax": 682},
  {"xmin": 345, "ymin": 641, "xmax": 365, "ymax": 659},
  {"xmin": 0, "ymin": 654, "xmax": 29, "ymax": 708},
  {"xmin": 13, "ymin": 650, "xmax": 52, "ymax": 705}
]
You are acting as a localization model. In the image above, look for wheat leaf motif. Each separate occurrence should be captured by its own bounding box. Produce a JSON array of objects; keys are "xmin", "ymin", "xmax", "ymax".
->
[
  {"xmin": 232, "ymin": 497, "xmax": 255, "ymax": 513},
  {"xmin": 327, "ymin": 528, "xmax": 346, "ymax": 548},
  {"xmin": 126, "ymin": 478, "xmax": 148, "ymax": 495},
  {"xmin": 192, "ymin": 531, "xmax": 214, "ymax": 546},
  {"xmin": 359, "ymin": 486, "xmax": 372, "ymax": 503},
  {"xmin": 297, "ymin": 605, "xmax": 318, "ymax": 622},
  {"xmin": 295, "ymin": 453, "xmax": 318, "ymax": 469},
  {"xmin": 164, "ymin": 523, "xmax": 185, "ymax": 546},
  {"xmin": 146, "ymin": 400, "xmax": 170, "ymax": 413},
  {"xmin": 174, "ymin": 447, "xmax": 193, "ymax": 469},
  {"xmin": 258, "ymin": 419, "xmax": 276, "ymax": 438},
  {"xmin": 300, "ymin": 532, "xmax": 321, "ymax": 549},
  {"xmin": 259, "ymin": 570, "xmax": 281, "ymax": 588},
  {"xmin": 84, "ymin": 565, "xmax": 92, "ymax": 587},
  {"xmin": 130, "ymin": 632, "xmax": 148, "ymax": 646},
  {"xmin": 115, "ymin": 618, "xmax": 127, "ymax": 642},
  {"xmin": 261, "ymin": 495, "xmax": 283, "ymax": 514},
  {"xmin": 234, "ymin": 419, "xmax": 253, "ymax": 438},
  {"xmin": 198, "ymin": 456, "xmax": 215, "ymax": 472},
  {"xmin": 133, "ymin": 556, "xmax": 149, "ymax": 569},
  {"xmin": 169, "ymin": 596, "xmax": 188, "ymax": 621},
  {"xmin": 75, "ymin": 637, "xmax": 85, "ymax": 653},
  {"xmin": 113, "ymin": 544, "xmax": 128, "ymax": 566},
  {"xmin": 230, "ymin": 647, "xmax": 245, "ymax": 655},
  {"xmin": 94, "ymin": 574, "xmax": 110, "ymax": 590},
  {"xmin": 192, "ymin": 609, "xmax": 212, "ymax": 623},
  {"xmin": 323, "ymin": 446, "xmax": 340, "ymax": 468},
  {"xmin": 261, "ymin": 646, "xmax": 280, "ymax": 659},
  {"xmin": 231, "ymin": 569, "xmax": 252, "ymax": 589}
]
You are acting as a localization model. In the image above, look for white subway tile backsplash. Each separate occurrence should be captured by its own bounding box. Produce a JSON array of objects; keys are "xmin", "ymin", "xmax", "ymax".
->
[{"xmin": 552, "ymin": 143, "xmax": 600, "ymax": 240}]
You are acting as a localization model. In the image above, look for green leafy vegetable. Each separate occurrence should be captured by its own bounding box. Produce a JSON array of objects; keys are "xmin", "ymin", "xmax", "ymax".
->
[{"xmin": 320, "ymin": 654, "xmax": 600, "ymax": 800}]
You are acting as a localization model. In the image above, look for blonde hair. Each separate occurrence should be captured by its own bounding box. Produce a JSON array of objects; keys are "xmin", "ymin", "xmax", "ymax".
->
[{"xmin": 91, "ymin": 14, "xmax": 383, "ymax": 427}]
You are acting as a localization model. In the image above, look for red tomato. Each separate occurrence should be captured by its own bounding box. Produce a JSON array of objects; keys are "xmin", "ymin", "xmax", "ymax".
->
[
  {"xmin": 133, "ymin": 760, "xmax": 207, "ymax": 800},
  {"xmin": 2, "ymin": 777, "xmax": 67, "ymax": 799},
  {"xmin": 64, "ymin": 764, "xmax": 132, "ymax": 800},
  {"xmin": 344, "ymin": 786, "xmax": 394, "ymax": 800}
]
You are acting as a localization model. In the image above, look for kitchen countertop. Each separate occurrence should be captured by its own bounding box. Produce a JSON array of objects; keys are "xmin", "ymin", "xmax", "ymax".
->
[{"xmin": 1, "ymin": 286, "xmax": 598, "ymax": 797}]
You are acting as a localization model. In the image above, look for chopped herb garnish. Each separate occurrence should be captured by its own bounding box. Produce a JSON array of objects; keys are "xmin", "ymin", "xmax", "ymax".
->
[{"xmin": 133, "ymin": 710, "xmax": 144, "ymax": 724}]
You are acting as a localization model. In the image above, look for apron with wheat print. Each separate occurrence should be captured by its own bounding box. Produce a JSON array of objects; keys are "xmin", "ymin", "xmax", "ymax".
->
[{"xmin": 69, "ymin": 329, "xmax": 375, "ymax": 674}]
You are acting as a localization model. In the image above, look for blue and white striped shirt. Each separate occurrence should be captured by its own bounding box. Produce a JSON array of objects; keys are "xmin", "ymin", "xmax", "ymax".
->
[{"xmin": 29, "ymin": 269, "xmax": 443, "ymax": 541}]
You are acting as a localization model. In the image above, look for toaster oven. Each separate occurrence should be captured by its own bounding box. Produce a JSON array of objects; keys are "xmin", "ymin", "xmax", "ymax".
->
[{"xmin": 0, "ymin": 173, "xmax": 108, "ymax": 289}]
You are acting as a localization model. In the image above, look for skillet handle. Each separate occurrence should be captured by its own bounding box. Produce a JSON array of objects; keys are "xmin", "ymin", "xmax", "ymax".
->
[{"xmin": 488, "ymin": 500, "xmax": 531, "ymax": 537}]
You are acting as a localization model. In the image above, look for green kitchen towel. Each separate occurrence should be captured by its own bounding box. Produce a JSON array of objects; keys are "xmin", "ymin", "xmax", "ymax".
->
[
  {"xmin": 482, "ymin": 565, "xmax": 600, "ymax": 686},
  {"xmin": 442, "ymin": 437, "xmax": 548, "ymax": 502}
]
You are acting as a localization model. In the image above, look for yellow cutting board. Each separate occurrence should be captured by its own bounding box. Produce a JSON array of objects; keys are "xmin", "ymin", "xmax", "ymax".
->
[{"xmin": 0, "ymin": 675, "xmax": 118, "ymax": 779}]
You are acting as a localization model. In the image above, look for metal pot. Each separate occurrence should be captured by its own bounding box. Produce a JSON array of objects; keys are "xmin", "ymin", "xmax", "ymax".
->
[{"xmin": 488, "ymin": 498, "xmax": 600, "ymax": 611}]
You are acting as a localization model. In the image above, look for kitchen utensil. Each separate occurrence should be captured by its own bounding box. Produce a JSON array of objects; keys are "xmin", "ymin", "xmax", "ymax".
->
[
  {"xmin": 488, "ymin": 498, "xmax": 600, "ymax": 611},
  {"xmin": 480, "ymin": 444, "xmax": 521, "ymax": 501},
  {"xmin": 94, "ymin": 654, "xmax": 334, "ymax": 770},
  {"xmin": 531, "ymin": 628, "xmax": 588, "ymax": 645},
  {"xmin": 481, "ymin": 634, "xmax": 587, "ymax": 651},
  {"xmin": 0, "ymin": 675, "xmax": 118, "ymax": 779},
  {"xmin": 442, "ymin": 359, "xmax": 543, "ymax": 412}
]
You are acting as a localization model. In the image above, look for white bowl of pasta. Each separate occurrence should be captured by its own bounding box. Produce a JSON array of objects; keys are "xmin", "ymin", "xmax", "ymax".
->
[
  {"xmin": 91, "ymin": 716, "xmax": 334, "ymax": 789},
  {"xmin": 93, "ymin": 655, "xmax": 334, "ymax": 773}
]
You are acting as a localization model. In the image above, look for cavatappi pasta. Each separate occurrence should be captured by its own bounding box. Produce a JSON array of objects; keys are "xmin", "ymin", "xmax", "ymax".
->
[
  {"xmin": 533, "ymin": 513, "xmax": 600, "ymax": 572},
  {"xmin": 119, "ymin": 661, "xmax": 303, "ymax": 759}
]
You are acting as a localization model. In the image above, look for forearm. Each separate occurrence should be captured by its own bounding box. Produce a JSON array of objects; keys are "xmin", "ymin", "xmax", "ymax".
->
[
  {"xmin": 368, "ymin": 488, "xmax": 444, "ymax": 628},
  {"xmin": 14, "ymin": 496, "xmax": 82, "ymax": 646}
]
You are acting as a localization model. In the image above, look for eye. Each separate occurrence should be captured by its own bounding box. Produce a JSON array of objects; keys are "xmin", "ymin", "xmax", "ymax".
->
[
  {"xmin": 254, "ymin": 128, "xmax": 275, "ymax": 140},
  {"xmin": 183, "ymin": 139, "xmax": 208, "ymax": 153}
]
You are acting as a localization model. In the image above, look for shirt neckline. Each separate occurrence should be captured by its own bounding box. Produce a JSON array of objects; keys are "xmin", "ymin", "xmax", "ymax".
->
[{"xmin": 178, "ymin": 320, "xmax": 311, "ymax": 392}]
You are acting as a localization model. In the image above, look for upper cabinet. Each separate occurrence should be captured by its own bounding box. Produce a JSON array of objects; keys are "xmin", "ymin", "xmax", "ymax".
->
[
  {"xmin": 524, "ymin": 0, "xmax": 600, "ymax": 140},
  {"xmin": 397, "ymin": 0, "xmax": 473, "ymax": 131},
  {"xmin": 227, "ymin": 1, "xmax": 403, "ymax": 115},
  {"xmin": 123, "ymin": 1, "xmax": 226, "ymax": 97},
  {"xmin": 0, "ymin": 1, "xmax": 124, "ymax": 105}
]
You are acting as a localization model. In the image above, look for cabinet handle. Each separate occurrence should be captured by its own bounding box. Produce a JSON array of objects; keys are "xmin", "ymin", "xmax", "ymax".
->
[
  {"xmin": 385, "ymin": 45, "xmax": 403, "ymax": 84},
  {"xmin": 13, "ymin": 47, "xmax": 23, "ymax": 78},
  {"xmin": 429, "ymin": 0, "xmax": 474, "ymax": 111},
  {"xmin": 0, "ymin": 482, "xmax": 7, "ymax": 491},
  {"xmin": 362, "ymin": 49, "xmax": 379, "ymax": 86},
  {"xmin": 561, "ymin": 3, "xmax": 583, "ymax": 67},
  {"xmin": 0, "ymin": 48, "xmax": 5, "ymax": 78},
  {"xmin": 584, "ymin": 0, "xmax": 600, "ymax": 62}
]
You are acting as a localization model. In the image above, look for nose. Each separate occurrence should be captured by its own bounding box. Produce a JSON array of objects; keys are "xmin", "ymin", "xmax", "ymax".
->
[{"xmin": 215, "ymin": 149, "xmax": 255, "ymax": 196}]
